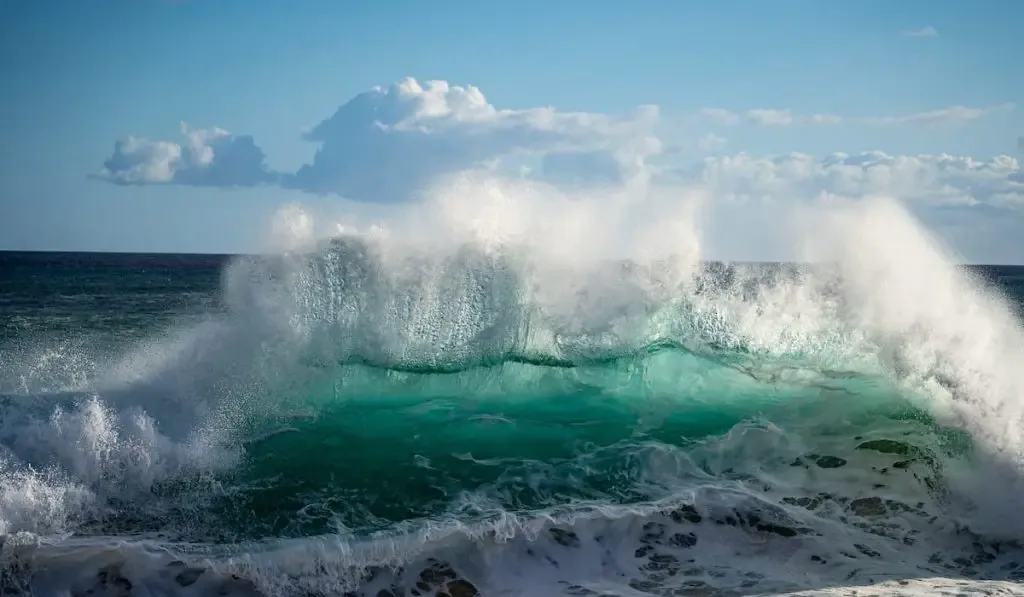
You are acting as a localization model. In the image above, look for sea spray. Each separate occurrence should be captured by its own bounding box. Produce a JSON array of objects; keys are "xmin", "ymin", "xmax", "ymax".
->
[{"xmin": 2, "ymin": 176, "xmax": 1024, "ymax": 595}]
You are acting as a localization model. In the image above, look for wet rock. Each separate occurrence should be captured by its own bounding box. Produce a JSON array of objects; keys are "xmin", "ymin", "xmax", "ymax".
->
[
  {"xmin": 635, "ymin": 545, "xmax": 655, "ymax": 558},
  {"xmin": 669, "ymin": 504, "xmax": 702, "ymax": 524},
  {"xmin": 854, "ymin": 544, "xmax": 881, "ymax": 558},
  {"xmin": 549, "ymin": 527, "xmax": 581, "ymax": 548},
  {"xmin": 849, "ymin": 497, "xmax": 887, "ymax": 517},
  {"xmin": 669, "ymin": 532, "xmax": 698, "ymax": 548},
  {"xmin": 640, "ymin": 522, "xmax": 665, "ymax": 544},
  {"xmin": 91, "ymin": 564, "xmax": 132, "ymax": 597},
  {"xmin": 441, "ymin": 579, "xmax": 480, "ymax": 597},
  {"xmin": 782, "ymin": 496, "xmax": 822, "ymax": 510},
  {"xmin": 417, "ymin": 560, "xmax": 459, "ymax": 592},
  {"xmin": 756, "ymin": 523, "xmax": 801, "ymax": 538},
  {"xmin": 628, "ymin": 579, "xmax": 661, "ymax": 592},
  {"xmin": 856, "ymin": 439, "xmax": 918, "ymax": 457},
  {"xmin": 643, "ymin": 553, "xmax": 681, "ymax": 575},
  {"xmin": 175, "ymin": 566, "xmax": 206, "ymax": 587},
  {"xmin": 814, "ymin": 455, "xmax": 847, "ymax": 469}
]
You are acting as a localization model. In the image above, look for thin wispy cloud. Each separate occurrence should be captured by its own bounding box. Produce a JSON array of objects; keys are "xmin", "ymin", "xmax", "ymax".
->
[
  {"xmin": 863, "ymin": 103, "xmax": 1016, "ymax": 127},
  {"xmin": 693, "ymin": 103, "xmax": 1013, "ymax": 128},
  {"xmin": 902, "ymin": 26, "xmax": 939, "ymax": 38}
]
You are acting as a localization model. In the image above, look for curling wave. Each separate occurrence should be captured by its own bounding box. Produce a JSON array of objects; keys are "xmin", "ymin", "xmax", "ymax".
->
[{"xmin": 3, "ymin": 178, "xmax": 1024, "ymax": 596}]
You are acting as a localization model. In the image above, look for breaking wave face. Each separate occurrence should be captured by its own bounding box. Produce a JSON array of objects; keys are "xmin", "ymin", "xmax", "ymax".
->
[{"xmin": 3, "ymin": 175, "xmax": 1024, "ymax": 596}]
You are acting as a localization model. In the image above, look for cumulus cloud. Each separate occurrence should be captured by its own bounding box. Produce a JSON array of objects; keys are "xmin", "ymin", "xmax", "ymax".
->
[
  {"xmin": 98, "ymin": 123, "xmax": 275, "ymax": 187},
  {"xmin": 902, "ymin": 26, "xmax": 939, "ymax": 38},
  {"xmin": 674, "ymin": 151, "xmax": 1023, "ymax": 209},
  {"xmin": 286, "ymin": 78, "xmax": 660, "ymax": 201}
]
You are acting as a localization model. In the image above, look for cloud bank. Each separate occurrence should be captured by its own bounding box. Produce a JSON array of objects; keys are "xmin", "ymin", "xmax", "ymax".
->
[{"xmin": 96, "ymin": 77, "xmax": 1022, "ymax": 224}]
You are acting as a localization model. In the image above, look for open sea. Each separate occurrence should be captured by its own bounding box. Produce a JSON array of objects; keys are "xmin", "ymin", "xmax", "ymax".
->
[{"xmin": 4, "ymin": 196, "xmax": 1024, "ymax": 596}]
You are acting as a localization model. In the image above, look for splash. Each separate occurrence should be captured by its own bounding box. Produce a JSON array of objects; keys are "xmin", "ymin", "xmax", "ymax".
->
[{"xmin": 3, "ymin": 174, "xmax": 1024, "ymax": 596}]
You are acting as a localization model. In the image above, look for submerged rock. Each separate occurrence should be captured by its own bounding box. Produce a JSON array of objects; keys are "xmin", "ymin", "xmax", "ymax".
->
[
  {"xmin": 814, "ymin": 455, "xmax": 848, "ymax": 469},
  {"xmin": 856, "ymin": 439, "xmax": 919, "ymax": 457},
  {"xmin": 849, "ymin": 497, "xmax": 887, "ymax": 517}
]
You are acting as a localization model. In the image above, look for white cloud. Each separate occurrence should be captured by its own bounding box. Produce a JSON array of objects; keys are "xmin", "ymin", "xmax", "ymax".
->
[
  {"xmin": 696, "ymin": 133, "xmax": 728, "ymax": 152},
  {"xmin": 863, "ymin": 104, "xmax": 1015, "ymax": 127},
  {"xmin": 286, "ymin": 77, "xmax": 660, "ymax": 201},
  {"xmin": 693, "ymin": 104, "xmax": 1010, "ymax": 128},
  {"xmin": 699, "ymin": 108, "xmax": 741, "ymax": 126},
  {"xmin": 746, "ymin": 109, "xmax": 795, "ymax": 127},
  {"xmin": 676, "ymin": 151, "xmax": 1023, "ymax": 209},
  {"xmin": 902, "ymin": 26, "xmax": 939, "ymax": 38},
  {"xmin": 98, "ymin": 123, "xmax": 275, "ymax": 187},
  {"xmin": 695, "ymin": 108, "xmax": 842, "ymax": 127}
]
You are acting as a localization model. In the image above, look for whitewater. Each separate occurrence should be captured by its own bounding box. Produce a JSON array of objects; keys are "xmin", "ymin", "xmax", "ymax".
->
[{"xmin": 2, "ymin": 174, "xmax": 1024, "ymax": 596}]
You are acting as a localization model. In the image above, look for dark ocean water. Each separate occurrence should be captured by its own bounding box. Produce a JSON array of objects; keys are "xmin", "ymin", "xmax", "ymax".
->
[{"xmin": 3, "ymin": 247, "xmax": 1024, "ymax": 597}]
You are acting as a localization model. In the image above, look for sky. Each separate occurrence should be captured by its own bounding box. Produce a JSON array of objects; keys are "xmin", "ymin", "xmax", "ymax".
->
[{"xmin": 1, "ymin": 0, "xmax": 1022, "ymax": 262}]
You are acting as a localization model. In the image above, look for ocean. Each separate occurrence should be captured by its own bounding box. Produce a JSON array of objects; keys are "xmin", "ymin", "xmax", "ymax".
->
[{"xmin": 4, "ymin": 197, "xmax": 1024, "ymax": 596}]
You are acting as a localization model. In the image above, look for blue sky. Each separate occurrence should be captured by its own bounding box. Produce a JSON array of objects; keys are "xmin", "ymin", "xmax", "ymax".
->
[{"xmin": 1, "ymin": 0, "xmax": 1022, "ymax": 261}]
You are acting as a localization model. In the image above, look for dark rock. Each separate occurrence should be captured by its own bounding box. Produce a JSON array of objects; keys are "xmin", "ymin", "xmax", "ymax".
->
[
  {"xmin": 441, "ymin": 579, "xmax": 479, "ymax": 597},
  {"xmin": 756, "ymin": 523, "xmax": 800, "ymax": 538},
  {"xmin": 849, "ymin": 497, "xmax": 887, "ymax": 517},
  {"xmin": 856, "ymin": 439, "xmax": 919, "ymax": 457},
  {"xmin": 175, "ymin": 567, "xmax": 206, "ymax": 587},
  {"xmin": 815, "ymin": 455, "xmax": 847, "ymax": 469},
  {"xmin": 417, "ymin": 560, "xmax": 458, "ymax": 592},
  {"xmin": 549, "ymin": 527, "xmax": 581, "ymax": 548},
  {"xmin": 782, "ymin": 496, "xmax": 821, "ymax": 510},
  {"xmin": 669, "ymin": 532, "xmax": 698, "ymax": 548},
  {"xmin": 95, "ymin": 564, "xmax": 132, "ymax": 597},
  {"xmin": 640, "ymin": 522, "xmax": 665, "ymax": 544},
  {"xmin": 628, "ymin": 579, "xmax": 661, "ymax": 592},
  {"xmin": 643, "ymin": 553, "xmax": 680, "ymax": 575},
  {"xmin": 669, "ymin": 504, "xmax": 702, "ymax": 524}
]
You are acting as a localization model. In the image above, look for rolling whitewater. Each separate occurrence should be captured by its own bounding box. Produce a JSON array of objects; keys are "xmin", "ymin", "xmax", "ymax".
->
[{"xmin": 3, "ymin": 182, "xmax": 1024, "ymax": 596}]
